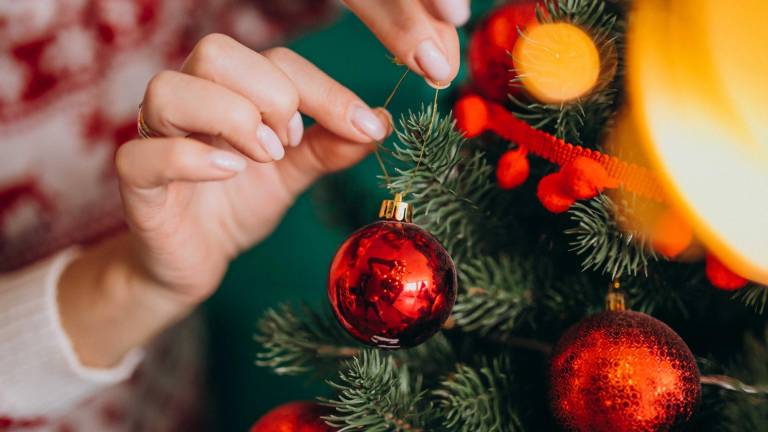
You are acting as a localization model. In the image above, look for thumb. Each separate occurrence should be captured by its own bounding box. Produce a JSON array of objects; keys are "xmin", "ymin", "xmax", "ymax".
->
[{"xmin": 278, "ymin": 108, "xmax": 391, "ymax": 196}]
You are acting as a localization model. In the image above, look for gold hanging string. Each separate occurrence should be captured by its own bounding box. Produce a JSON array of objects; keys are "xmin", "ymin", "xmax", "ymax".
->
[
  {"xmin": 374, "ymin": 68, "xmax": 410, "ymax": 186},
  {"xmin": 403, "ymin": 87, "xmax": 440, "ymax": 198}
]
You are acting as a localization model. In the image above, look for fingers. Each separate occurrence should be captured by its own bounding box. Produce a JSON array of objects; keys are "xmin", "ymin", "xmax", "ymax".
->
[
  {"xmin": 181, "ymin": 33, "xmax": 300, "ymax": 148},
  {"xmin": 423, "ymin": 0, "xmax": 471, "ymax": 27},
  {"xmin": 142, "ymin": 71, "xmax": 279, "ymax": 162},
  {"xmin": 344, "ymin": 0, "xmax": 462, "ymax": 87},
  {"xmin": 262, "ymin": 47, "xmax": 388, "ymax": 144},
  {"xmin": 277, "ymin": 108, "xmax": 391, "ymax": 196},
  {"xmin": 116, "ymin": 137, "xmax": 246, "ymax": 190}
]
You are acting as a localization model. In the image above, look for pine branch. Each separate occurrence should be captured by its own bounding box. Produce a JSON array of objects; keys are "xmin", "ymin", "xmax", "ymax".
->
[
  {"xmin": 385, "ymin": 107, "xmax": 506, "ymax": 262},
  {"xmin": 733, "ymin": 284, "xmax": 768, "ymax": 314},
  {"xmin": 565, "ymin": 194, "xmax": 657, "ymax": 279},
  {"xmin": 433, "ymin": 357, "xmax": 523, "ymax": 432},
  {"xmin": 451, "ymin": 255, "xmax": 535, "ymax": 335},
  {"xmin": 254, "ymin": 303, "xmax": 360, "ymax": 376},
  {"xmin": 322, "ymin": 350, "xmax": 431, "ymax": 432}
]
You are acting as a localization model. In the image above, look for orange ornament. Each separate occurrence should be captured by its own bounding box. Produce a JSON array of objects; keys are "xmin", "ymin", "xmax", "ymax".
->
[
  {"xmin": 496, "ymin": 149, "xmax": 530, "ymax": 189},
  {"xmin": 550, "ymin": 310, "xmax": 701, "ymax": 432},
  {"xmin": 559, "ymin": 156, "xmax": 617, "ymax": 199},
  {"xmin": 537, "ymin": 173, "xmax": 575, "ymax": 213},
  {"xmin": 250, "ymin": 402, "xmax": 333, "ymax": 432},
  {"xmin": 705, "ymin": 254, "xmax": 749, "ymax": 291},
  {"xmin": 650, "ymin": 209, "xmax": 693, "ymax": 259}
]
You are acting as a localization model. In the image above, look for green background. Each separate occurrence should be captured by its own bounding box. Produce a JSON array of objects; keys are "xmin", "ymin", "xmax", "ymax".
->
[{"xmin": 203, "ymin": 10, "xmax": 475, "ymax": 431}]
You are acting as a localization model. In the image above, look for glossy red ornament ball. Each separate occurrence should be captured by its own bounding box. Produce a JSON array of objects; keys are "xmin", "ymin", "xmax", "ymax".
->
[
  {"xmin": 328, "ymin": 221, "xmax": 457, "ymax": 349},
  {"xmin": 705, "ymin": 254, "xmax": 748, "ymax": 291},
  {"xmin": 469, "ymin": 1, "xmax": 538, "ymax": 101},
  {"xmin": 550, "ymin": 310, "xmax": 701, "ymax": 432},
  {"xmin": 250, "ymin": 401, "xmax": 333, "ymax": 432},
  {"xmin": 497, "ymin": 149, "xmax": 530, "ymax": 189}
]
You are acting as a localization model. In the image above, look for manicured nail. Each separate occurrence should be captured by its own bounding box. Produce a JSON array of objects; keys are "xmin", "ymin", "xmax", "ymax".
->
[
  {"xmin": 415, "ymin": 39, "xmax": 452, "ymax": 83},
  {"xmin": 210, "ymin": 150, "xmax": 246, "ymax": 172},
  {"xmin": 434, "ymin": 0, "xmax": 470, "ymax": 26},
  {"xmin": 351, "ymin": 105, "xmax": 387, "ymax": 141},
  {"xmin": 257, "ymin": 124, "xmax": 285, "ymax": 160},
  {"xmin": 287, "ymin": 112, "xmax": 304, "ymax": 147}
]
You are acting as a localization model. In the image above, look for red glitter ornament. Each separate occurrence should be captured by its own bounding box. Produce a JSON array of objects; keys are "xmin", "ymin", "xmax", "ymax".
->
[
  {"xmin": 469, "ymin": 1, "xmax": 538, "ymax": 101},
  {"xmin": 328, "ymin": 194, "xmax": 457, "ymax": 349},
  {"xmin": 497, "ymin": 149, "xmax": 530, "ymax": 189},
  {"xmin": 705, "ymin": 254, "xmax": 748, "ymax": 291},
  {"xmin": 550, "ymin": 310, "xmax": 701, "ymax": 432},
  {"xmin": 250, "ymin": 401, "xmax": 333, "ymax": 432}
]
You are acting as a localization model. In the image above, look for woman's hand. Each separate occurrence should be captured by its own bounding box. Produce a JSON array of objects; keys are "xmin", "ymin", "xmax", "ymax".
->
[
  {"xmin": 59, "ymin": 34, "xmax": 390, "ymax": 367},
  {"xmin": 344, "ymin": 0, "xmax": 469, "ymax": 87}
]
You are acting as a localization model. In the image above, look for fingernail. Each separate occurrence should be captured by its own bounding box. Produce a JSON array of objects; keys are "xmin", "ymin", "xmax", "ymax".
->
[
  {"xmin": 434, "ymin": 0, "xmax": 470, "ymax": 26},
  {"xmin": 210, "ymin": 150, "xmax": 247, "ymax": 172},
  {"xmin": 426, "ymin": 79, "xmax": 451, "ymax": 90},
  {"xmin": 415, "ymin": 39, "xmax": 452, "ymax": 83},
  {"xmin": 287, "ymin": 112, "xmax": 304, "ymax": 147},
  {"xmin": 256, "ymin": 124, "xmax": 285, "ymax": 160},
  {"xmin": 351, "ymin": 105, "xmax": 387, "ymax": 141}
]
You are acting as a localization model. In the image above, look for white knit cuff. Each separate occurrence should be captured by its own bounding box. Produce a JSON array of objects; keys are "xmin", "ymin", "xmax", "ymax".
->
[{"xmin": 0, "ymin": 249, "xmax": 144, "ymax": 416}]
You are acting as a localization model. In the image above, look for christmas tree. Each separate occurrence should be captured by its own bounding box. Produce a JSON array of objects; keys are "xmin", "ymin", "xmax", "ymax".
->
[{"xmin": 252, "ymin": 1, "xmax": 768, "ymax": 430}]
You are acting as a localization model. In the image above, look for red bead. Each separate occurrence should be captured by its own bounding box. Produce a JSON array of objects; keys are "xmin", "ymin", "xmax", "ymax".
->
[
  {"xmin": 454, "ymin": 94, "xmax": 489, "ymax": 138},
  {"xmin": 469, "ymin": 1, "xmax": 538, "ymax": 101},
  {"xmin": 536, "ymin": 173, "xmax": 575, "ymax": 213},
  {"xmin": 550, "ymin": 310, "xmax": 701, "ymax": 432},
  {"xmin": 496, "ymin": 149, "xmax": 530, "ymax": 189},
  {"xmin": 328, "ymin": 221, "xmax": 457, "ymax": 348},
  {"xmin": 251, "ymin": 402, "xmax": 333, "ymax": 432},
  {"xmin": 705, "ymin": 254, "xmax": 748, "ymax": 291}
]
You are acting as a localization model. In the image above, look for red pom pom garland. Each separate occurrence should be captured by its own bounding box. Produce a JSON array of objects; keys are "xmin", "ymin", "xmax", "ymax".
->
[
  {"xmin": 705, "ymin": 254, "xmax": 749, "ymax": 291},
  {"xmin": 537, "ymin": 173, "xmax": 575, "ymax": 213},
  {"xmin": 496, "ymin": 148, "xmax": 530, "ymax": 189}
]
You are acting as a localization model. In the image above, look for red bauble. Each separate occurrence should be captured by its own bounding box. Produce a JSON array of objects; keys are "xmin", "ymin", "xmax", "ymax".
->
[
  {"xmin": 250, "ymin": 402, "xmax": 333, "ymax": 432},
  {"xmin": 328, "ymin": 220, "xmax": 457, "ymax": 349},
  {"xmin": 469, "ymin": 1, "xmax": 538, "ymax": 101},
  {"xmin": 550, "ymin": 310, "xmax": 701, "ymax": 432},
  {"xmin": 705, "ymin": 254, "xmax": 748, "ymax": 291},
  {"xmin": 497, "ymin": 149, "xmax": 530, "ymax": 189}
]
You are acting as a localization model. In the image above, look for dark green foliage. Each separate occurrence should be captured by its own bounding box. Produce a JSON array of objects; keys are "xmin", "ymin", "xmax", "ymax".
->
[
  {"xmin": 733, "ymin": 284, "xmax": 768, "ymax": 315},
  {"xmin": 322, "ymin": 350, "xmax": 431, "ymax": 432},
  {"xmin": 434, "ymin": 357, "xmax": 522, "ymax": 432},
  {"xmin": 565, "ymin": 194, "xmax": 657, "ymax": 279},
  {"xmin": 717, "ymin": 330, "xmax": 768, "ymax": 431},
  {"xmin": 254, "ymin": 304, "xmax": 360, "ymax": 376},
  {"xmin": 385, "ymin": 106, "xmax": 505, "ymax": 262},
  {"xmin": 452, "ymin": 255, "xmax": 535, "ymax": 335}
]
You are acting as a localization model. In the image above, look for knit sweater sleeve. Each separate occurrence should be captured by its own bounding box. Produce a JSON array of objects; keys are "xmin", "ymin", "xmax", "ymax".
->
[{"xmin": 0, "ymin": 249, "xmax": 143, "ymax": 418}]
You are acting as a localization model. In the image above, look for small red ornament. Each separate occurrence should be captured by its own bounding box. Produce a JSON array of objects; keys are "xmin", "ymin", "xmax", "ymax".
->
[
  {"xmin": 496, "ymin": 149, "xmax": 530, "ymax": 189},
  {"xmin": 469, "ymin": 1, "xmax": 538, "ymax": 101},
  {"xmin": 250, "ymin": 401, "xmax": 333, "ymax": 432},
  {"xmin": 328, "ymin": 194, "xmax": 457, "ymax": 349},
  {"xmin": 559, "ymin": 157, "xmax": 617, "ymax": 200},
  {"xmin": 454, "ymin": 93, "xmax": 489, "ymax": 138},
  {"xmin": 550, "ymin": 310, "xmax": 701, "ymax": 432},
  {"xmin": 705, "ymin": 254, "xmax": 748, "ymax": 291},
  {"xmin": 536, "ymin": 173, "xmax": 575, "ymax": 213}
]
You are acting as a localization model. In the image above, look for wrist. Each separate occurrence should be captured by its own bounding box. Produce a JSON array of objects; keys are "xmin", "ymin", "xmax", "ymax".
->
[{"xmin": 58, "ymin": 233, "xmax": 193, "ymax": 368}]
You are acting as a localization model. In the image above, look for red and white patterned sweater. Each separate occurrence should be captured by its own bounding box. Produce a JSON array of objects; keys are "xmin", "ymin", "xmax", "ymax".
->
[{"xmin": 0, "ymin": 1, "xmax": 335, "ymax": 430}]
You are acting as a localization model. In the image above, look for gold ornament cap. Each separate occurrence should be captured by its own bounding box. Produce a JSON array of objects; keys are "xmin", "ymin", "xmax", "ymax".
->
[
  {"xmin": 605, "ymin": 279, "xmax": 626, "ymax": 312},
  {"xmin": 379, "ymin": 193, "xmax": 413, "ymax": 223}
]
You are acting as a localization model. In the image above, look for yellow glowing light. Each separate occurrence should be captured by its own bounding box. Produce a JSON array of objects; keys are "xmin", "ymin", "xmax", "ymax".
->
[
  {"xmin": 513, "ymin": 22, "xmax": 601, "ymax": 104},
  {"xmin": 627, "ymin": 0, "xmax": 768, "ymax": 284}
]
